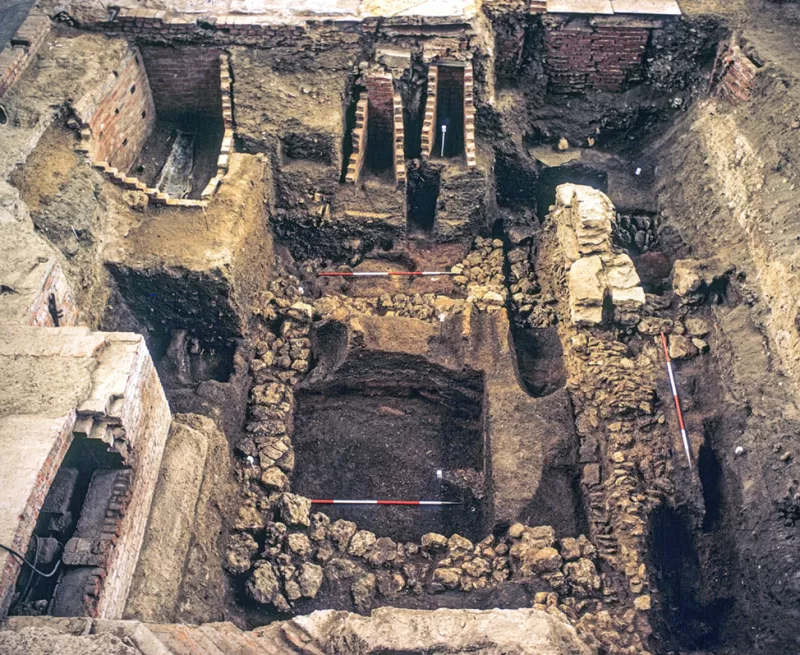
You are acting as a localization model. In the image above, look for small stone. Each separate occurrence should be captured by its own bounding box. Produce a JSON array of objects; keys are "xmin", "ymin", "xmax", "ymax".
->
[
  {"xmin": 668, "ymin": 334, "xmax": 698, "ymax": 360},
  {"xmin": 447, "ymin": 534, "xmax": 474, "ymax": 557},
  {"xmin": 432, "ymin": 567, "xmax": 461, "ymax": 590},
  {"xmin": 224, "ymin": 533, "xmax": 258, "ymax": 575},
  {"xmin": 560, "ymin": 537, "xmax": 581, "ymax": 562},
  {"xmin": 348, "ymin": 530, "xmax": 377, "ymax": 557},
  {"xmin": 298, "ymin": 563, "xmax": 324, "ymax": 598},
  {"xmin": 278, "ymin": 493, "xmax": 311, "ymax": 527},
  {"xmin": 507, "ymin": 523, "xmax": 525, "ymax": 539},
  {"xmin": 557, "ymin": 137, "xmax": 569, "ymax": 151},
  {"xmin": 367, "ymin": 537, "xmax": 397, "ymax": 567},
  {"xmin": 352, "ymin": 573, "xmax": 376, "ymax": 611},
  {"xmin": 691, "ymin": 337, "xmax": 709, "ymax": 353},
  {"xmin": 421, "ymin": 532, "xmax": 448, "ymax": 551},
  {"xmin": 519, "ymin": 546, "xmax": 562, "ymax": 576},
  {"xmin": 246, "ymin": 562, "xmax": 281, "ymax": 604},
  {"xmin": 634, "ymin": 595, "xmax": 652, "ymax": 611},
  {"xmin": 234, "ymin": 504, "xmax": 265, "ymax": 532},
  {"xmin": 284, "ymin": 580, "xmax": 302, "ymax": 601},
  {"xmin": 684, "ymin": 317, "xmax": 711, "ymax": 337},
  {"xmin": 461, "ymin": 557, "xmax": 491, "ymax": 578},
  {"xmin": 309, "ymin": 513, "xmax": 330, "ymax": 543},
  {"xmin": 330, "ymin": 520, "xmax": 357, "ymax": 551},
  {"xmin": 260, "ymin": 467, "xmax": 289, "ymax": 490},
  {"xmin": 287, "ymin": 533, "xmax": 312, "ymax": 558}
]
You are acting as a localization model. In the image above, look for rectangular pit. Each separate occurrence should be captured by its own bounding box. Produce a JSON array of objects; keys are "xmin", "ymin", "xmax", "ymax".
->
[{"xmin": 292, "ymin": 354, "xmax": 485, "ymax": 542}]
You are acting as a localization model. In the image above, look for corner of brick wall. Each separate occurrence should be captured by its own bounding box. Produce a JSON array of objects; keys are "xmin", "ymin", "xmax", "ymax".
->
[
  {"xmin": 0, "ymin": 13, "xmax": 50, "ymax": 98},
  {"xmin": 73, "ymin": 49, "xmax": 235, "ymax": 209},
  {"xmin": 71, "ymin": 46, "xmax": 156, "ymax": 172},
  {"xmin": 26, "ymin": 261, "xmax": 80, "ymax": 328},
  {"xmin": 421, "ymin": 65, "xmax": 439, "ymax": 158},
  {"xmin": 345, "ymin": 92, "xmax": 369, "ymax": 184}
]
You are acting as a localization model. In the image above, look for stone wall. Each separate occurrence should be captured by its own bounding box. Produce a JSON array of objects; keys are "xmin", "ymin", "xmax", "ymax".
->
[{"xmin": 550, "ymin": 184, "xmax": 645, "ymax": 326}]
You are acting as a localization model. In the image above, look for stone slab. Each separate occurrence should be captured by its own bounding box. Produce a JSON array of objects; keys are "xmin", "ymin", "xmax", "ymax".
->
[
  {"xmin": 547, "ymin": 0, "xmax": 613, "ymax": 14},
  {"xmin": 610, "ymin": 0, "xmax": 680, "ymax": 15}
]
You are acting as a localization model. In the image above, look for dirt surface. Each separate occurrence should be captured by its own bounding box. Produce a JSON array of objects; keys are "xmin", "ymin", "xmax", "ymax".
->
[{"xmin": 293, "ymin": 392, "xmax": 484, "ymax": 541}]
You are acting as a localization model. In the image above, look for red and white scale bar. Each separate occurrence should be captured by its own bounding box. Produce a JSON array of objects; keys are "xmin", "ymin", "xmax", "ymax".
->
[
  {"xmin": 311, "ymin": 500, "xmax": 460, "ymax": 506},
  {"xmin": 660, "ymin": 332, "xmax": 693, "ymax": 470},
  {"xmin": 318, "ymin": 271, "xmax": 456, "ymax": 277}
]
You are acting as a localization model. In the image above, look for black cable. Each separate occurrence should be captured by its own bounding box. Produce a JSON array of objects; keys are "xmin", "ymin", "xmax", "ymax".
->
[{"xmin": 0, "ymin": 542, "xmax": 61, "ymax": 578}]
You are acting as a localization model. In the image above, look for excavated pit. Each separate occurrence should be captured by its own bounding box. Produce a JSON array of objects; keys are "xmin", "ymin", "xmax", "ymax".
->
[{"xmin": 292, "ymin": 353, "xmax": 485, "ymax": 542}]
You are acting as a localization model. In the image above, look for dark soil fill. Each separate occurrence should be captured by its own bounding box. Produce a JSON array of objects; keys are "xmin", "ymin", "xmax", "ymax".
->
[
  {"xmin": 292, "ymin": 391, "xmax": 484, "ymax": 542},
  {"xmin": 648, "ymin": 504, "xmax": 734, "ymax": 651},
  {"xmin": 512, "ymin": 327, "xmax": 567, "ymax": 398},
  {"xmin": 406, "ymin": 165, "xmax": 440, "ymax": 236},
  {"xmin": 130, "ymin": 113, "xmax": 223, "ymax": 199}
]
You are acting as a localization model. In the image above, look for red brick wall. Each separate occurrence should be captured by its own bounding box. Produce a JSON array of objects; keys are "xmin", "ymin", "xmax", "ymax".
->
[
  {"xmin": 140, "ymin": 46, "xmax": 221, "ymax": 118},
  {"xmin": 365, "ymin": 72, "xmax": 395, "ymax": 172},
  {"xmin": 73, "ymin": 48, "xmax": 156, "ymax": 172},
  {"xmin": 544, "ymin": 21, "xmax": 650, "ymax": 93},
  {"xmin": 494, "ymin": 19, "xmax": 526, "ymax": 82},
  {"xmin": 714, "ymin": 42, "xmax": 757, "ymax": 102}
]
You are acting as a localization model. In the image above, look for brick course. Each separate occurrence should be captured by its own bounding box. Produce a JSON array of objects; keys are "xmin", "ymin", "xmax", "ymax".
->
[
  {"xmin": 712, "ymin": 40, "xmax": 757, "ymax": 103},
  {"xmin": 421, "ymin": 65, "xmax": 439, "ymax": 158},
  {"xmin": 345, "ymin": 93, "xmax": 369, "ymax": 184},
  {"xmin": 0, "ymin": 14, "xmax": 50, "ymax": 98},
  {"xmin": 544, "ymin": 19, "xmax": 650, "ymax": 93},
  {"xmin": 140, "ymin": 46, "xmax": 221, "ymax": 119},
  {"xmin": 463, "ymin": 62, "xmax": 477, "ymax": 169}
]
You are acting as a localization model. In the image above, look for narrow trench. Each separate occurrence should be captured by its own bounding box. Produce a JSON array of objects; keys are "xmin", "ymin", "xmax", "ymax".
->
[
  {"xmin": 406, "ymin": 164, "xmax": 440, "ymax": 236},
  {"xmin": 433, "ymin": 66, "xmax": 464, "ymax": 159}
]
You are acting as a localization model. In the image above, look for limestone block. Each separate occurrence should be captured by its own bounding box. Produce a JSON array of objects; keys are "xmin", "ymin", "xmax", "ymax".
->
[{"xmin": 569, "ymin": 256, "xmax": 606, "ymax": 326}]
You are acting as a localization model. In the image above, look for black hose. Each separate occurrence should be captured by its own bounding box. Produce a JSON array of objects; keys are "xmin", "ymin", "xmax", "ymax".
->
[{"xmin": 0, "ymin": 541, "xmax": 61, "ymax": 578}]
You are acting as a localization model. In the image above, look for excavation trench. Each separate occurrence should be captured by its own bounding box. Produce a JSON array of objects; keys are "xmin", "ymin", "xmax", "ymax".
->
[{"xmin": 292, "ymin": 352, "xmax": 486, "ymax": 542}]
